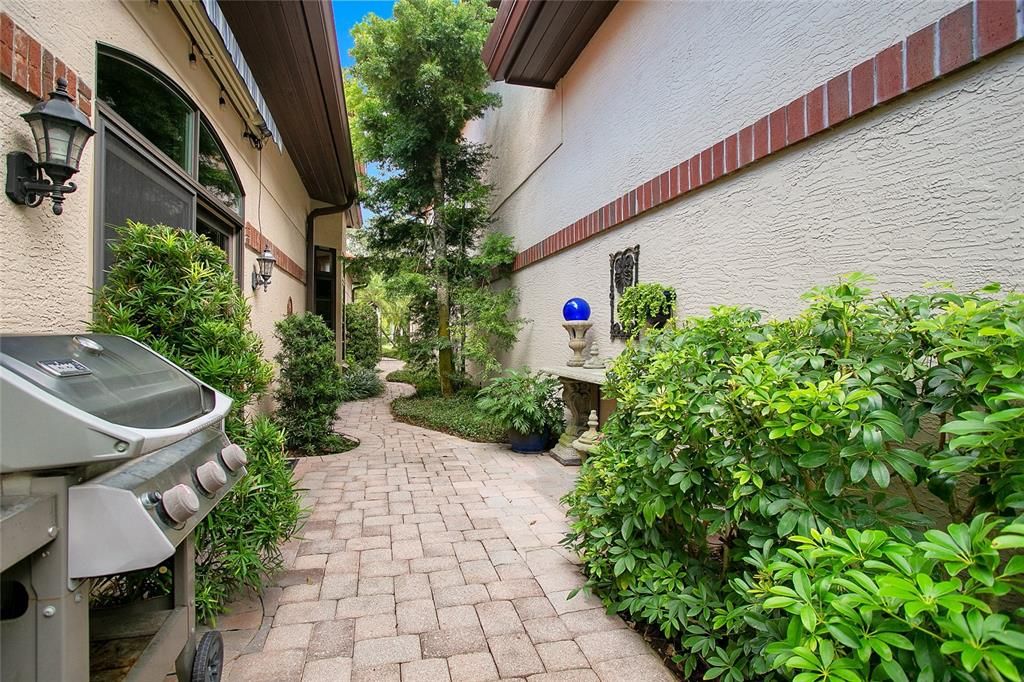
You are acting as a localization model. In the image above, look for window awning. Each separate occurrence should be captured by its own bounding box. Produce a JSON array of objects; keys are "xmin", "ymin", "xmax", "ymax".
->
[
  {"xmin": 483, "ymin": 0, "xmax": 617, "ymax": 89},
  {"xmin": 218, "ymin": 0, "xmax": 357, "ymax": 207}
]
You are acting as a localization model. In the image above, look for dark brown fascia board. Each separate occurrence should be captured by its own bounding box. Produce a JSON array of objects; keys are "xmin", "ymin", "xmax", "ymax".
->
[
  {"xmin": 483, "ymin": 0, "xmax": 617, "ymax": 88},
  {"xmin": 220, "ymin": 0, "xmax": 356, "ymax": 206},
  {"xmin": 304, "ymin": 0, "xmax": 358, "ymax": 201}
]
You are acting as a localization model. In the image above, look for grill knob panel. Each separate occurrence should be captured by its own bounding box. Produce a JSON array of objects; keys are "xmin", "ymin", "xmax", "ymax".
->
[
  {"xmin": 196, "ymin": 461, "xmax": 228, "ymax": 494},
  {"xmin": 220, "ymin": 444, "xmax": 247, "ymax": 472},
  {"xmin": 162, "ymin": 484, "xmax": 200, "ymax": 524}
]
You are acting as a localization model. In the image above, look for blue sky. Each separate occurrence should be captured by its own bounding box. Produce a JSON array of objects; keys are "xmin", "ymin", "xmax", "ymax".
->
[
  {"xmin": 333, "ymin": 0, "xmax": 396, "ymax": 68},
  {"xmin": 333, "ymin": 1, "xmax": 395, "ymax": 223}
]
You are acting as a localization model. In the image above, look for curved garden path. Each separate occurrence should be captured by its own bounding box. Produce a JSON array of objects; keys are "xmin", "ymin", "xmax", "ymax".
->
[{"xmin": 221, "ymin": 359, "xmax": 674, "ymax": 681}]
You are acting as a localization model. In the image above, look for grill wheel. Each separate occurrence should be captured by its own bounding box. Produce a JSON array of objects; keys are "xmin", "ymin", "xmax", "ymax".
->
[{"xmin": 191, "ymin": 631, "xmax": 224, "ymax": 682}]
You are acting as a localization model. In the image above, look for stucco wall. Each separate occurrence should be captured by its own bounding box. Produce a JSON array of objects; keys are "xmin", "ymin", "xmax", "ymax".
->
[
  {"xmin": 467, "ymin": 0, "xmax": 1024, "ymax": 370},
  {"xmin": 1, "ymin": 0, "xmax": 316, "ymax": 364}
]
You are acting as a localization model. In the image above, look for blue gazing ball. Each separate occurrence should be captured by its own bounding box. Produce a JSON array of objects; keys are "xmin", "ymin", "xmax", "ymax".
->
[{"xmin": 562, "ymin": 298, "xmax": 591, "ymax": 321}]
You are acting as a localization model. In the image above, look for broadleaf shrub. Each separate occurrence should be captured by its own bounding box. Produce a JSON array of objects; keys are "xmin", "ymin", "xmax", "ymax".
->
[
  {"xmin": 476, "ymin": 369, "xmax": 564, "ymax": 435},
  {"xmin": 346, "ymin": 301, "xmax": 381, "ymax": 368},
  {"xmin": 274, "ymin": 312, "xmax": 345, "ymax": 456},
  {"xmin": 91, "ymin": 222, "xmax": 301, "ymax": 622},
  {"xmin": 563, "ymin": 275, "xmax": 1024, "ymax": 681}
]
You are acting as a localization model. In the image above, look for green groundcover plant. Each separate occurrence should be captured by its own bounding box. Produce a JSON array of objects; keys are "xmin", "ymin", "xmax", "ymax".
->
[
  {"xmin": 563, "ymin": 274, "xmax": 1024, "ymax": 681},
  {"xmin": 274, "ymin": 312, "xmax": 345, "ymax": 456},
  {"xmin": 91, "ymin": 221, "xmax": 302, "ymax": 622},
  {"xmin": 387, "ymin": 367, "xmax": 504, "ymax": 442}
]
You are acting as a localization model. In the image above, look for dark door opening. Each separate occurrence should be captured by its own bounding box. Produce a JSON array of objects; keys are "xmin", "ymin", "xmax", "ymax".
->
[{"xmin": 313, "ymin": 246, "xmax": 337, "ymax": 335}]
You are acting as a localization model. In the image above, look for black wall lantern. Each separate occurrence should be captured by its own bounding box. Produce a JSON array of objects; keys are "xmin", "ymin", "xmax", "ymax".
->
[
  {"xmin": 252, "ymin": 247, "xmax": 276, "ymax": 292},
  {"xmin": 6, "ymin": 78, "xmax": 95, "ymax": 215}
]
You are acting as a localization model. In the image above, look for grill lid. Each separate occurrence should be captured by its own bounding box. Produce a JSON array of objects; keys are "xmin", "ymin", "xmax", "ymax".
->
[{"xmin": 0, "ymin": 335, "xmax": 212, "ymax": 428}]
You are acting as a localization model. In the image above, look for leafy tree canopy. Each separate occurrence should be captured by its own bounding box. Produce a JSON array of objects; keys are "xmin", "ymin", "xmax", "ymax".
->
[{"xmin": 348, "ymin": 0, "xmax": 518, "ymax": 393}]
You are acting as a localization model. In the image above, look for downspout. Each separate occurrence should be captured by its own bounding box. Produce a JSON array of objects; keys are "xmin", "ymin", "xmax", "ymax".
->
[{"xmin": 306, "ymin": 197, "xmax": 355, "ymax": 355}]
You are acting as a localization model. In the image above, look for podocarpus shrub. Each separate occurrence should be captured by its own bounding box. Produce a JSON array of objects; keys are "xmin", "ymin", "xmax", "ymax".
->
[
  {"xmin": 346, "ymin": 301, "xmax": 381, "ymax": 368},
  {"xmin": 563, "ymin": 274, "xmax": 1024, "ymax": 681},
  {"xmin": 91, "ymin": 221, "xmax": 302, "ymax": 622},
  {"xmin": 274, "ymin": 312, "xmax": 345, "ymax": 456}
]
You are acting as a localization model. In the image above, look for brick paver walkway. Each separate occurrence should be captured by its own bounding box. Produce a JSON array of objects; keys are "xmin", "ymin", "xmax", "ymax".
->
[{"xmin": 221, "ymin": 360, "xmax": 674, "ymax": 681}]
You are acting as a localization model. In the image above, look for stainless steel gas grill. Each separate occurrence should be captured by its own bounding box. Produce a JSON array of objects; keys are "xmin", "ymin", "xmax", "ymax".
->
[{"xmin": 0, "ymin": 334, "xmax": 248, "ymax": 682}]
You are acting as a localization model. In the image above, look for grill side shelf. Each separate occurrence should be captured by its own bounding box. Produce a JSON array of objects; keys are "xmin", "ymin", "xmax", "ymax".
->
[{"xmin": 0, "ymin": 494, "xmax": 57, "ymax": 572}]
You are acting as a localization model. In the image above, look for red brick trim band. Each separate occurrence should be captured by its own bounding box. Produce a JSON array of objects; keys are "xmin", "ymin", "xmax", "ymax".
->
[
  {"xmin": 1, "ymin": 12, "xmax": 93, "ymax": 117},
  {"xmin": 244, "ymin": 222, "xmax": 305, "ymax": 283},
  {"xmin": 512, "ymin": 0, "xmax": 1023, "ymax": 272}
]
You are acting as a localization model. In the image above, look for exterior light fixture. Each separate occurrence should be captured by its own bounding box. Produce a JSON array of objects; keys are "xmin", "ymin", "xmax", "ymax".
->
[
  {"xmin": 188, "ymin": 42, "xmax": 198, "ymax": 69},
  {"xmin": 6, "ymin": 78, "xmax": 95, "ymax": 216},
  {"xmin": 252, "ymin": 247, "xmax": 276, "ymax": 292}
]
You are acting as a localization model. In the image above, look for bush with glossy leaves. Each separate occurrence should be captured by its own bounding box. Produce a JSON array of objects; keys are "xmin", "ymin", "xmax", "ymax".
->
[{"xmin": 563, "ymin": 274, "xmax": 1024, "ymax": 681}]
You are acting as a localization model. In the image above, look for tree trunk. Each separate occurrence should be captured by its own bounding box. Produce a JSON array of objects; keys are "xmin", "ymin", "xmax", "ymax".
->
[{"xmin": 432, "ymin": 154, "xmax": 455, "ymax": 397}]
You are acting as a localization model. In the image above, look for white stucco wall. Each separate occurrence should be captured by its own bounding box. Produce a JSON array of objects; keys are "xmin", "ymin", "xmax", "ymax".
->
[
  {"xmin": 467, "ymin": 0, "xmax": 1024, "ymax": 370},
  {"xmin": 1, "ymin": 0, "xmax": 318, "ymax": 362}
]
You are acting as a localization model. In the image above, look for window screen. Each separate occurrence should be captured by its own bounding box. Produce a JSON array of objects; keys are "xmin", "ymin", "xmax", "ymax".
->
[{"xmin": 100, "ymin": 132, "xmax": 195, "ymax": 279}]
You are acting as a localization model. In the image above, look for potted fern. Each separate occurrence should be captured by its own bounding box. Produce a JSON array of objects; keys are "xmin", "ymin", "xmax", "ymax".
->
[
  {"xmin": 617, "ymin": 282, "xmax": 676, "ymax": 339},
  {"xmin": 476, "ymin": 370, "xmax": 564, "ymax": 453}
]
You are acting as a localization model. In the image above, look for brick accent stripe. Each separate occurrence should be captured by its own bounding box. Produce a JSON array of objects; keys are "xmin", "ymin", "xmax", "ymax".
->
[
  {"xmin": 512, "ymin": 0, "xmax": 1023, "ymax": 272},
  {"xmin": 244, "ymin": 222, "xmax": 306, "ymax": 283},
  {"xmin": 1, "ymin": 12, "xmax": 92, "ymax": 117}
]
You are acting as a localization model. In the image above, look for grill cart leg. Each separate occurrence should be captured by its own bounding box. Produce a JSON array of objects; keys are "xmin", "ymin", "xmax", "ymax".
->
[
  {"xmin": 174, "ymin": 535, "xmax": 197, "ymax": 681},
  {"xmin": 29, "ymin": 475, "xmax": 90, "ymax": 682}
]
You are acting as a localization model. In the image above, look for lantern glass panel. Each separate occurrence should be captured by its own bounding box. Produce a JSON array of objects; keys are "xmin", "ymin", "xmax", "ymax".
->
[
  {"xmin": 67, "ymin": 125, "xmax": 93, "ymax": 172},
  {"xmin": 27, "ymin": 118, "xmax": 47, "ymax": 162},
  {"xmin": 258, "ymin": 250, "xmax": 276, "ymax": 279},
  {"xmin": 43, "ymin": 118, "xmax": 74, "ymax": 167}
]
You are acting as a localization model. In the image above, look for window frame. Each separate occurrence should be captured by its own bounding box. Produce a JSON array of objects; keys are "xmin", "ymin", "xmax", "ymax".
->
[{"xmin": 93, "ymin": 45, "xmax": 246, "ymax": 289}]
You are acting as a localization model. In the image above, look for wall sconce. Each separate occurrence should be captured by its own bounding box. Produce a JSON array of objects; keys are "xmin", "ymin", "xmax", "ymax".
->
[
  {"xmin": 6, "ymin": 78, "xmax": 95, "ymax": 216},
  {"xmin": 252, "ymin": 247, "xmax": 276, "ymax": 292}
]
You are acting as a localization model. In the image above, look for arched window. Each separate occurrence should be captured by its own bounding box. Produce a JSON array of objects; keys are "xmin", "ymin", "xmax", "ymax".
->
[{"xmin": 94, "ymin": 47, "xmax": 244, "ymax": 284}]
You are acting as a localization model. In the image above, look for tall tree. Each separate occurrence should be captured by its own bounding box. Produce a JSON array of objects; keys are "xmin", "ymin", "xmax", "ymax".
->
[{"xmin": 348, "ymin": 0, "xmax": 500, "ymax": 396}]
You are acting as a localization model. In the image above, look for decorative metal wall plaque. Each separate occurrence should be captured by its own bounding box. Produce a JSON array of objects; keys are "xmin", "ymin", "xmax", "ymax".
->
[{"xmin": 609, "ymin": 244, "xmax": 639, "ymax": 340}]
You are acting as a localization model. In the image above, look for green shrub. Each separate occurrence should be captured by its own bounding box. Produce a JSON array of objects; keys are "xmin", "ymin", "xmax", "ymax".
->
[
  {"xmin": 616, "ymin": 282, "xmax": 676, "ymax": 339},
  {"xmin": 564, "ymin": 274, "xmax": 1024, "ymax": 681},
  {"xmin": 91, "ymin": 221, "xmax": 301, "ymax": 622},
  {"xmin": 476, "ymin": 369, "xmax": 564, "ymax": 435},
  {"xmin": 194, "ymin": 416, "xmax": 301, "ymax": 623},
  {"xmin": 391, "ymin": 390, "xmax": 505, "ymax": 442},
  {"xmin": 760, "ymin": 517, "xmax": 1024, "ymax": 682},
  {"xmin": 274, "ymin": 312, "xmax": 345, "ymax": 456},
  {"xmin": 341, "ymin": 365, "xmax": 385, "ymax": 401},
  {"xmin": 346, "ymin": 301, "xmax": 381, "ymax": 368},
  {"xmin": 92, "ymin": 220, "xmax": 273, "ymax": 430}
]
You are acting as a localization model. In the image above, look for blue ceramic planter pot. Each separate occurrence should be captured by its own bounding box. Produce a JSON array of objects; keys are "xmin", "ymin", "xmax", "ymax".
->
[
  {"xmin": 562, "ymin": 297, "xmax": 591, "ymax": 321},
  {"xmin": 509, "ymin": 429, "xmax": 550, "ymax": 454}
]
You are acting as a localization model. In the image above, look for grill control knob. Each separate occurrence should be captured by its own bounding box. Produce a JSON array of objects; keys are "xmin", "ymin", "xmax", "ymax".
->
[
  {"xmin": 196, "ymin": 461, "xmax": 228, "ymax": 494},
  {"xmin": 220, "ymin": 444, "xmax": 247, "ymax": 472},
  {"xmin": 161, "ymin": 484, "xmax": 200, "ymax": 524}
]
